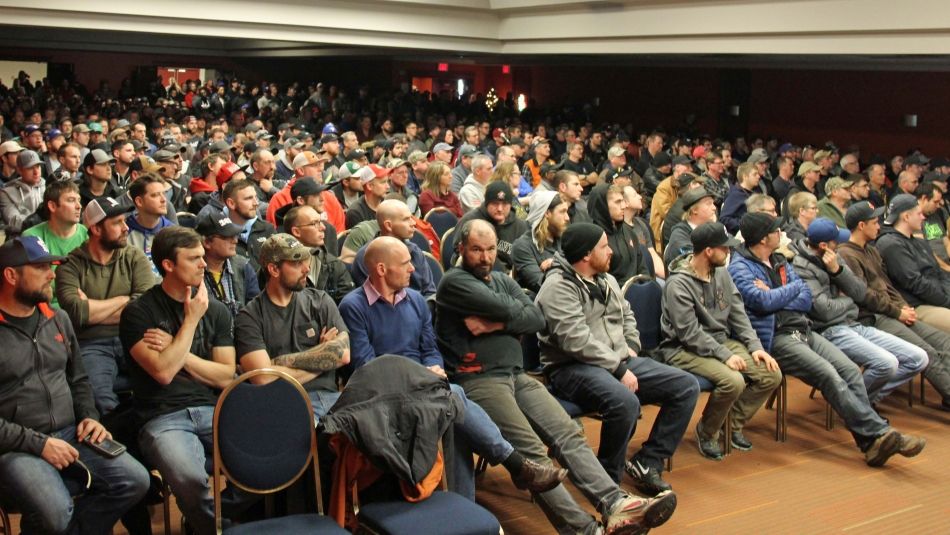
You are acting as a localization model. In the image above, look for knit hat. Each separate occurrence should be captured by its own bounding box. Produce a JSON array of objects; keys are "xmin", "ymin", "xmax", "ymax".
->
[
  {"xmin": 740, "ymin": 212, "xmax": 781, "ymax": 246},
  {"xmin": 561, "ymin": 222, "xmax": 605, "ymax": 264},
  {"xmin": 484, "ymin": 181, "xmax": 514, "ymax": 204}
]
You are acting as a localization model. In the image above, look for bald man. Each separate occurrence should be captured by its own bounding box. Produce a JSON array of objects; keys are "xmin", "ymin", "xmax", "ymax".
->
[
  {"xmin": 338, "ymin": 237, "xmax": 566, "ymax": 500},
  {"xmin": 349, "ymin": 199, "xmax": 437, "ymax": 296}
]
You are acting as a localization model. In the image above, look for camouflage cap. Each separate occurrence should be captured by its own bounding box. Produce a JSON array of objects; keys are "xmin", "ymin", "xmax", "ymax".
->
[{"xmin": 259, "ymin": 233, "xmax": 312, "ymax": 266}]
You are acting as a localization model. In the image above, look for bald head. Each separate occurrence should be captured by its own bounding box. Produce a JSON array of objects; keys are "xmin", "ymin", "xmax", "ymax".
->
[
  {"xmin": 376, "ymin": 199, "xmax": 415, "ymax": 240},
  {"xmin": 364, "ymin": 236, "xmax": 413, "ymax": 291}
]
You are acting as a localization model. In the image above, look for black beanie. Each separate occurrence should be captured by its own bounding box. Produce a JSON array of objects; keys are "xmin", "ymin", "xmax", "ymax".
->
[
  {"xmin": 561, "ymin": 223, "xmax": 605, "ymax": 264},
  {"xmin": 484, "ymin": 181, "xmax": 514, "ymax": 204}
]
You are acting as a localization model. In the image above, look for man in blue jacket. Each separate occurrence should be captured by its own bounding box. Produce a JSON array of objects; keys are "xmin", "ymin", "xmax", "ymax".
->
[{"xmin": 728, "ymin": 213, "xmax": 925, "ymax": 467}]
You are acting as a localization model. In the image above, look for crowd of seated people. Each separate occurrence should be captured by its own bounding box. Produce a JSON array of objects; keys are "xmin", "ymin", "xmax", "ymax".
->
[{"xmin": 1, "ymin": 71, "xmax": 949, "ymax": 534}]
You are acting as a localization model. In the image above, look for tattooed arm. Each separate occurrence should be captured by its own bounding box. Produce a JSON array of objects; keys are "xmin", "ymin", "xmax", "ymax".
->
[{"xmin": 272, "ymin": 331, "xmax": 351, "ymax": 372}]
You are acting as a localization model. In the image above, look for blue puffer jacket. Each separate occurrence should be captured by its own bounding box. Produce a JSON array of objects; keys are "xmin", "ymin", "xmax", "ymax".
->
[{"xmin": 728, "ymin": 245, "xmax": 813, "ymax": 351}]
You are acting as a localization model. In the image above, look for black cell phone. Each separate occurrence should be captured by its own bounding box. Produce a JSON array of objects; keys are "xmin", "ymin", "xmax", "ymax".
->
[{"xmin": 83, "ymin": 436, "xmax": 127, "ymax": 458}]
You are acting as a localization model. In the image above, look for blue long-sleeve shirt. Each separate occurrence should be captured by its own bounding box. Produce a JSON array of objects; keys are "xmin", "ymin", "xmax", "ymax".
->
[{"xmin": 338, "ymin": 281, "xmax": 442, "ymax": 370}]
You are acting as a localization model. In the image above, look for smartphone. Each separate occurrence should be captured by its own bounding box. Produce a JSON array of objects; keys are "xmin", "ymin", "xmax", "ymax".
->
[{"xmin": 83, "ymin": 436, "xmax": 127, "ymax": 458}]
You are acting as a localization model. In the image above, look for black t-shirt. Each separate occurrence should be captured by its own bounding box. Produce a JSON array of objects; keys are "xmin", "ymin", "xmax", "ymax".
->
[
  {"xmin": 120, "ymin": 285, "xmax": 234, "ymax": 423},
  {"xmin": 234, "ymin": 288, "xmax": 346, "ymax": 394},
  {"xmin": 1, "ymin": 307, "xmax": 40, "ymax": 336}
]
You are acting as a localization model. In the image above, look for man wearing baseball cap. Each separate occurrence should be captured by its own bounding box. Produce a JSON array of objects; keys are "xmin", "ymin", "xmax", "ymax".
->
[
  {"xmin": 877, "ymin": 193, "xmax": 950, "ymax": 333},
  {"xmin": 781, "ymin": 161, "xmax": 825, "ymax": 216},
  {"xmin": 840, "ymin": 201, "xmax": 950, "ymax": 411},
  {"xmin": 730, "ymin": 213, "xmax": 923, "ymax": 467},
  {"xmin": 0, "ymin": 235, "xmax": 150, "ymax": 535},
  {"xmin": 817, "ymin": 177, "xmax": 853, "ymax": 228},
  {"xmin": 431, "ymin": 142, "xmax": 453, "ymax": 165},
  {"xmin": 196, "ymin": 209, "xmax": 259, "ymax": 317},
  {"xmin": 790, "ymin": 218, "xmax": 928, "ymax": 406},
  {"xmin": 661, "ymin": 221, "xmax": 780, "ymax": 460},
  {"xmin": 663, "ymin": 187, "xmax": 717, "ymax": 268},
  {"xmin": 344, "ymin": 164, "xmax": 391, "ymax": 229},
  {"xmin": 0, "ymin": 150, "xmax": 46, "ymax": 235},
  {"xmin": 0, "ymin": 140, "xmax": 24, "ymax": 182},
  {"xmin": 79, "ymin": 149, "xmax": 118, "ymax": 208},
  {"xmin": 235, "ymin": 233, "xmax": 350, "ymax": 422}
]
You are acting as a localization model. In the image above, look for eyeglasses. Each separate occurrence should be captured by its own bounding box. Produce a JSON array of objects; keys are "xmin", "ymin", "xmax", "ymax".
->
[{"xmin": 293, "ymin": 221, "xmax": 322, "ymax": 229}]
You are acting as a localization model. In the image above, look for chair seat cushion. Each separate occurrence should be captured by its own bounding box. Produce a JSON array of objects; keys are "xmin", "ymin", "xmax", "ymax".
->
[
  {"xmin": 358, "ymin": 491, "xmax": 499, "ymax": 534},
  {"xmin": 694, "ymin": 374, "xmax": 715, "ymax": 392},
  {"xmin": 225, "ymin": 514, "xmax": 348, "ymax": 534}
]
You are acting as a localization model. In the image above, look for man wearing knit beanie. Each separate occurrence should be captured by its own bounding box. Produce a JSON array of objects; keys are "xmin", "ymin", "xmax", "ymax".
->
[
  {"xmin": 536, "ymin": 222, "xmax": 700, "ymax": 495},
  {"xmin": 451, "ymin": 180, "xmax": 528, "ymax": 272}
]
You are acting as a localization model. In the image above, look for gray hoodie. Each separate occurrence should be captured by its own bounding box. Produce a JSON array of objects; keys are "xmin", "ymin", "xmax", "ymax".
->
[
  {"xmin": 657, "ymin": 254, "xmax": 763, "ymax": 363},
  {"xmin": 535, "ymin": 254, "xmax": 640, "ymax": 374},
  {"xmin": 788, "ymin": 239, "xmax": 866, "ymax": 331}
]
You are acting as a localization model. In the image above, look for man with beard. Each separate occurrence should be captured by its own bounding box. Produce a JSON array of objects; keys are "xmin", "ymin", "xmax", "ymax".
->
[
  {"xmin": 111, "ymin": 140, "xmax": 135, "ymax": 193},
  {"xmin": 452, "ymin": 182, "xmax": 529, "ymax": 273},
  {"xmin": 512, "ymin": 191, "xmax": 570, "ymax": 293},
  {"xmin": 56, "ymin": 197, "xmax": 154, "ymax": 414},
  {"xmin": 248, "ymin": 149, "xmax": 278, "ymax": 205},
  {"xmin": 283, "ymin": 205, "xmax": 353, "ymax": 303},
  {"xmin": 659, "ymin": 223, "xmax": 780, "ymax": 459},
  {"xmin": 537, "ymin": 222, "xmax": 699, "ymax": 490},
  {"xmin": 0, "ymin": 235, "xmax": 150, "ymax": 535},
  {"xmin": 120, "ymin": 227, "xmax": 238, "ymax": 535},
  {"xmin": 235, "ymin": 234, "xmax": 351, "ymax": 421},
  {"xmin": 49, "ymin": 143, "xmax": 83, "ymax": 183},
  {"xmin": 436, "ymin": 220, "xmax": 678, "ymax": 534},
  {"xmin": 588, "ymin": 183, "xmax": 650, "ymax": 285},
  {"xmin": 224, "ymin": 179, "xmax": 275, "ymax": 272}
]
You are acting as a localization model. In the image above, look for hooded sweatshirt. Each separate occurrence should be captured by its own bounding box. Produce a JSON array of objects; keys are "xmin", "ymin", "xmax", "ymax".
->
[
  {"xmin": 126, "ymin": 212, "xmax": 175, "ymax": 280},
  {"xmin": 535, "ymin": 253, "xmax": 640, "ymax": 375},
  {"xmin": 511, "ymin": 191, "xmax": 562, "ymax": 293},
  {"xmin": 876, "ymin": 225, "xmax": 950, "ymax": 308},
  {"xmin": 788, "ymin": 239, "xmax": 866, "ymax": 331},
  {"xmin": 587, "ymin": 183, "xmax": 649, "ymax": 285},
  {"xmin": 453, "ymin": 203, "xmax": 529, "ymax": 272},
  {"xmin": 837, "ymin": 240, "xmax": 908, "ymax": 321},
  {"xmin": 658, "ymin": 254, "xmax": 763, "ymax": 363}
]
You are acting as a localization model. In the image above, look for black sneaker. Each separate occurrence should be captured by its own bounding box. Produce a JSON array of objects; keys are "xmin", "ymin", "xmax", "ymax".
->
[
  {"xmin": 624, "ymin": 459, "xmax": 672, "ymax": 497},
  {"xmin": 696, "ymin": 422, "xmax": 723, "ymax": 461},
  {"xmin": 731, "ymin": 431, "xmax": 753, "ymax": 451}
]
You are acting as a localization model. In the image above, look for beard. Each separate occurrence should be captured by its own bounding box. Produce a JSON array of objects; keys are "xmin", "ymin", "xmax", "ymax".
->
[
  {"xmin": 15, "ymin": 285, "xmax": 50, "ymax": 307},
  {"xmin": 101, "ymin": 234, "xmax": 128, "ymax": 251}
]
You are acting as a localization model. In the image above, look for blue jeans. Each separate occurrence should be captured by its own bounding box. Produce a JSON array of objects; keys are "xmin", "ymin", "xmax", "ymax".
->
[
  {"xmin": 447, "ymin": 383, "xmax": 514, "ymax": 500},
  {"xmin": 308, "ymin": 388, "xmax": 341, "ymax": 423},
  {"xmin": 0, "ymin": 425, "xmax": 149, "ymax": 535},
  {"xmin": 139, "ymin": 406, "xmax": 217, "ymax": 535},
  {"xmin": 549, "ymin": 357, "xmax": 699, "ymax": 482},
  {"xmin": 79, "ymin": 337, "xmax": 131, "ymax": 415},
  {"xmin": 822, "ymin": 324, "xmax": 929, "ymax": 404},
  {"xmin": 771, "ymin": 331, "xmax": 890, "ymax": 451}
]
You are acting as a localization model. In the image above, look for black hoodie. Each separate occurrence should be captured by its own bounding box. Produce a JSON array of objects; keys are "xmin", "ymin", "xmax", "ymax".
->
[
  {"xmin": 587, "ymin": 183, "xmax": 649, "ymax": 285},
  {"xmin": 452, "ymin": 203, "xmax": 529, "ymax": 272}
]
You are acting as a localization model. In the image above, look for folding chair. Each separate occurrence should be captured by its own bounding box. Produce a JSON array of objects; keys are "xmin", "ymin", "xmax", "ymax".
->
[
  {"xmin": 423, "ymin": 208, "xmax": 458, "ymax": 242},
  {"xmin": 423, "ymin": 252, "xmax": 444, "ymax": 287},
  {"xmin": 212, "ymin": 368, "xmax": 347, "ymax": 534}
]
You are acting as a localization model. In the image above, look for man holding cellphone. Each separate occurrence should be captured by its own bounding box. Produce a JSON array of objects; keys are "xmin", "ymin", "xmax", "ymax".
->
[{"xmin": 0, "ymin": 236, "xmax": 150, "ymax": 535}]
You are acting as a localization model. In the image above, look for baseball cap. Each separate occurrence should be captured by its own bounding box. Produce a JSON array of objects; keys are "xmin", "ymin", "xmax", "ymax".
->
[
  {"xmin": 884, "ymin": 193, "xmax": 918, "ymax": 225},
  {"xmin": 824, "ymin": 176, "xmax": 854, "ymax": 195},
  {"xmin": 83, "ymin": 197, "xmax": 133, "ymax": 227},
  {"xmin": 540, "ymin": 161, "xmax": 563, "ymax": 175},
  {"xmin": 386, "ymin": 158, "xmax": 409, "ymax": 169},
  {"xmin": 114, "ymin": 119, "xmax": 131, "ymax": 130},
  {"xmin": 672, "ymin": 155, "xmax": 692, "ymax": 167},
  {"xmin": 458, "ymin": 144, "xmax": 478, "ymax": 158},
  {"xmin": 130, "ymin": 155, "xmax": 161, "ymax": 174},
  {"xmin": 319, "ymin": 133, "xmax": 338, "ymax": 145},
  {"xmin": 0, "ymin": 141, "xmax": 23, "ymax": 157},
  {"xmin": 0, "ymin": 236, "xmax": 65, "ymax": 268},
  {"xmin": 209, "ymin": 140, "xmax": 231, "ymax": 154},
  {"xmin": 680, "ymin": 188, "xmax": 714, "ymax": 210},
  {"xmin": 432, "ymin": 142, "xmax": 453, "ymax": 154},
  {"xmin": 83, "ymin": 149, "xmax": 114, "ymax": 168},
  {"xmin": 346, "ymin": 148, "xmax": 368, "ymax": 162},
  {"xmin": 216, "ymin": 162, "xmax": 242, "ymax": 188},
  {"xmin": 259, "ymin": 233, "xmax": 312, "ymax": 266},
  {"xmin": 87, "ymin": 122, "xmax": 103, "ymax": 133},
  {"xmin": 46, "ymin": 128, "xmax": 64, "ymax": 141},
  {"xmin": 367, "ymin": 164, "xmax": 391, "ymax": 180},
  {"xmin": 152, "ymin": 149, "xmax": 177, "ymax": 162},
  {"xmin": 338, "ymin": 161, "xmax": 362, "ymax": 180},
  {"xmin": 813, "ymin": 150, "xmax": 832, "ymax": 162},
  {"xmin": 72, "ymin": 124, "xmax": 91, "ymax": 133},
  {"xmin": 407, "ymin": 150, "xmax": 428, "ymax": 164},
  {"xmin": 691, "ymin": 222, "xmax": 740, "ymax": 252},
  {"xmin": 484, "ymin": 181, "xmax": 514, "ymax": 205},
  {"xmin": 676, "ymin": 172, "xmax": 700, "ymax": 189},
  {"xmin": 322, "ymin": 123, "xmax": 338, "ymax": 135},
  {"xmin": 653, "ymin": 152, "xmax": 672, "ymax": 168},
  {"xmin": 196, "ymin": 210, "xmax": 243, "ymax": 237},
  {"xmin": 906, "ymin": 153, "xmax": 930, "ymax": 166},
  {"xmin": 747, "ymin": 149, "xmax": 769, "ymax": 164},
  {"xmin": 740, "ymin": 212, "xmax": 782, "ymax": 246},
  {"xmin": 797, "ymin": 161, "xmax": 822, "ymax": 176},
  {"xmin": 16, "ymin": 150, "xmax": 43, "ymax": 169},
  {"xmin": 290, "ymin": 177, "xmax": 326, "ymax": 198},
  {"xmin": 284, "ymin": 137, "xmax": 305, "ymax": 150},
  {"xmin": 292, "ymin": 151, "xmax": 328, "ymax": 169},
  {"xmin": 22, "ymin": 124, "xmax": 41, "ymax": 136},
  {"xmin": 807, "ymin": 218, "xmax": 850, "ymax": 244},
  {"xmin": 607, "ymin": 146, "xmax": 626, "ymax": 159},
  {"xmin": 845, "ymin": 201, "xmax": 885, "ymax": 230}
]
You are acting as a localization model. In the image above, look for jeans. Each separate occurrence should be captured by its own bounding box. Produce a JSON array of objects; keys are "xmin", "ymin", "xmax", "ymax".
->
[
  {"xmin": 0, "ymin": 425, "xmax": 150, "ymax": 535},
  {"xmin": 308, "ymin": 388, "xmax": 341, "ymax": 423},
  {"xmin": 447, "ymin": 383, "xmax": 514, "ymax": 501},
  {"xmin": 549, "ymin": 357, "xmax": 699, "ymax": 482},
  {"xmin": 874, "ymin": 315, "xmax": 950, "ymax": 403},
  {"xmin": 80, "ymin": 337, "xmax": 131, "ymax": 415},
  {"xmin": 667, "ymin": 339, "xmax": 781, "ymax": 438},
  {"xmin": 139, "ymin": 406, "xmax": 217, "ymax": 535},
  {"xmin": 822, "ymin": 324, "xmax": 929, "ymax": 404},
  {"xmin": 459, "ymin": 372, "xmax": 625, "ymax": 535},
  {"xmin": 771, "ymin": 331, "xmax": 890, "ymax": 451}
]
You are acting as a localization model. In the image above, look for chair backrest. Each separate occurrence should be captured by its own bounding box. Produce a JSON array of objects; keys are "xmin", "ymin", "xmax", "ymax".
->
[
  {"xmin": 424, "ymin": 208, "xmax": 458, "ymax": 241},
  {"xmin": 423, "ymin": 252, "xmax": 444, "ymax": 287},
  {"xmin": 639, "ymin": 244, "xmax": 656, "ymax": 279},
  {"xmin": 336, "ymin": 229, "xmax": 351, "ymax": 256},
  {"xmin": 213, "ymin": 369, "xmax": 323, "ymax": 530},
  {"xmin": 440, "ymin": 227, "xmax": 456, "ymax": 270},
  {"xmin": 410, "ymin": 230, "xmax": 432, "ymax": 254},
  {"xmin": 176, "ymin": 211, "xmax": 197, "ymax": 229},
  {"xmin": 622, "ymin": 277, "xmax": 663, "ymax": 352}
]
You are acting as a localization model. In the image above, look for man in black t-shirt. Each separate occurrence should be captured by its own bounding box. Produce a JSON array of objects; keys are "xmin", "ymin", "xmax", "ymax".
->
[
  {"xmin": 235, "ymin": 233, "xmax": 350, "ymax": 421},
  {"xmin": 120, "ymin": 226, "xmax": 236, "ymax": 535}
]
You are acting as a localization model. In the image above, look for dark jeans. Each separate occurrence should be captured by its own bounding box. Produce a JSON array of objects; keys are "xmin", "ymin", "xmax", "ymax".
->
[
  {"xmin": 549, "ymin": 357, "xmax": 699, "ymax": 482},
  {"xmin": 0, "ymin": 425, "xmax": 150, "ymax": 535},
  {"xmin": 875, "ymin": 314, "xmax": 950, "ymax": 403},
  {"xmin": 79, "ymin": 337, "xmax": 131, "ymax": 415}
]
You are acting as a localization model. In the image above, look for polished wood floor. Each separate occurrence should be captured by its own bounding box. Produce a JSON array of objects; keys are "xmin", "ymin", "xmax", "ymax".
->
[{"xmin": 7, "ymin": 379, "xmax": 948, "ymax": 534}]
